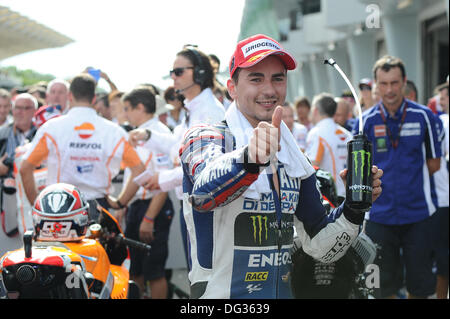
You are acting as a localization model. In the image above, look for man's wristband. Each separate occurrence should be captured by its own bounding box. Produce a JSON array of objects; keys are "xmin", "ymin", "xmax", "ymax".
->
[
  {"xmin": 243, "ymin": 146, "xmax": 269, "ymax": 174},
  {"xmin": 143, "ymin": 215, "xmax": 154, "ymax": 223},
  {"xmin": 144, "ymin": 129, "xmax": 152, "ymax": 141},
  {"xmin": 115, "ymin": 199, "xmax": 125, "ymax": 209}
]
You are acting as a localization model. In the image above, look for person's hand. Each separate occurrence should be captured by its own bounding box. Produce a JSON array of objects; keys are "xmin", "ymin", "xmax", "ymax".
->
[
  {"xmin": 143, "ymin": 172, "xmax": 160, "ymax": 191},
  {"xmin": 369, "ymin": 166, "xmax": 383, "ymax": 202},
  {"xmin": 128, "ymin": 128, "xmax": 149, "ymax": 147},
  {"xmin": 139, "ymin": 219, "xmax": 154, "ymax": 243},
  {"xmin": 173, "ymin": 156, "xmax": 180, "ymax": 167},
  {"xmin": 248, "ymin": 106, "xmax": 282, "ymax": 164},
  {"xmin": 339, "ymin": 165, "xmax": 383, "ymax": 203},
  {"xmin": 0, "ymin": 154, "xmax": 9, "ymax": 176},
  {"xmin": 100, "ymin": 71, "xmax": 110, "ymax": 81}
]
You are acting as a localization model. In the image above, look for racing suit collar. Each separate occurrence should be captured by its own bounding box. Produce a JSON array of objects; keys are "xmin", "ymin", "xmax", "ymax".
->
[{"xmin": 225, "ymin": 102, "xmax": 314, "ymax": 198}]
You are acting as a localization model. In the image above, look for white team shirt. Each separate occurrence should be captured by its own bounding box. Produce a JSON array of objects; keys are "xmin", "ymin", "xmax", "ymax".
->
[
  {"xmin": 434, "ymin": 114, "xmax": 449, "ymax": 207},
  {"xmin": 291, "ymin": 122, "xmax": 308, "ymax": 151},
  {"xmin": 143, "ymin": 88, "xmax": 226, "ymax": 199},
  {"xmin": 23, "ymin": 107, "xmax": 141, "ymax": 200},
  {"xmin": 306, "ymin": 118, "xmax": 353, "ymax": 197},
  {"xmin": 123, "ymin": 117, "xmax": 173, "ymax": 204}
]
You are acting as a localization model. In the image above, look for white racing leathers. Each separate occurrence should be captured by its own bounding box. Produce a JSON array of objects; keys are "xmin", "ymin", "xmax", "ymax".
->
[{"xmin": 180, "ymin": 122, "xmax": 365, "ymax": 299}]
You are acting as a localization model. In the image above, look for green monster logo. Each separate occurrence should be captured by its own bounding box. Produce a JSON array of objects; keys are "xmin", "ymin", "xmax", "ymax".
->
[
  {"xmin": 250, "ymin": 215, "xmax": 268, "ymax": 244},
  {"xmin": 352, "ymin": 150, "xmax": 371, "ymax": 179}
]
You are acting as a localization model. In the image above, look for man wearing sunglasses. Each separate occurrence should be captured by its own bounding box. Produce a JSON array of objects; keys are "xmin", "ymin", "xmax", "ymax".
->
[
  {"xmin": 129, "ymin": 46, "xmax": 225, "ymax": 172},
  {"xmin": 178, "ymin": 34, "xmax": 383, "ymax": 299},
  {"xmin": 128, "ymin": 46, "xmax": 225, "ymax": 265}
]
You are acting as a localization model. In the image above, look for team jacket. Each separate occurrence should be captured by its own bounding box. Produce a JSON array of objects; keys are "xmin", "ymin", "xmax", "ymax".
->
[
  {"xmin": 180, "ymin": 121, "xmax": 365, "ymax": 299},
  {"xmin": 23, "ymin": 107, "xmax": 141, "ymax": 200},
  {"xmin": 352, "ymin": 100, "xmax": 441, "ymax": 224}
]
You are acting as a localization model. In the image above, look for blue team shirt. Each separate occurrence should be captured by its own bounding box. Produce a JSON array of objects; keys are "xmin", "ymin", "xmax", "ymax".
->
[{"xmin": 352, "ymin": 99, "xmax": 442, "ymax": 225}]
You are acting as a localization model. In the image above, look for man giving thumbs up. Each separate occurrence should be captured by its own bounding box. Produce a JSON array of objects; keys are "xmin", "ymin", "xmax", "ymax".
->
[{"xmin": 178, "ymin": 34, "xmax": 383, "ymax": 299}]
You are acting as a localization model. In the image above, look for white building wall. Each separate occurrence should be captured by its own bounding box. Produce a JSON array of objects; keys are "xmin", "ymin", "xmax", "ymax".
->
[{"xmin": 238, "ymin": 0, "xmax": 448, "ymax": 104}]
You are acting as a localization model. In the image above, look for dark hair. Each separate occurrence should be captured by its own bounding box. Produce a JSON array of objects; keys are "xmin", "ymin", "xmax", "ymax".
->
[
  {"xmin": 373, "ymin": 55, "xmax": 406, "ymax": 80},
  {"xmin": 122, "ymin": 86, "xmax": 156, "ymax": 114},
  {"xmin": 70, "ymin": 74, "xmax": 96, "ymax": 103},
  {"xmin": 178, "ymin": 48, "xmax": 215, "ymax": 90},
  {"xmin": 435, "ymin": 82, "xmax": 449, "ymax": 94},
  {"xmin": 209, "ymin": 54, "xmax": 220, "ymax": 65},
  {"xmin": 312, "ymin": 92, "xmax": 337, "ymax": 117},
  {"xmin": 405, "ymin": 80, "xmax": 418, "ymax": 100},
  {"xmin": 164, "ymin": 86, "xmax": 184, "ymax": 104},
  {"xmin": 95, "ymin": 93, "xmax": 109, "ymax": 108},
  {"xmin": 231, "ymin": 67, "xmax": 241, "ymax": 84},
  {"xmin": 294, "ymin": 96, "xmax": 311, "ymax": 110}
]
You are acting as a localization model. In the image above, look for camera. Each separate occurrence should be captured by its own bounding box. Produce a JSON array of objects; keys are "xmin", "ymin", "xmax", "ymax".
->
[{"xmin": 2, "ymin": 156, "xmax": 16, "ymax": 195}]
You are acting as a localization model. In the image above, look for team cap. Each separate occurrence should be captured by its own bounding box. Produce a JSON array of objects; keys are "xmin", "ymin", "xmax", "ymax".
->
[{"xmin": 229, "ymin": 34, "xmax": 297, "ymax": 78}]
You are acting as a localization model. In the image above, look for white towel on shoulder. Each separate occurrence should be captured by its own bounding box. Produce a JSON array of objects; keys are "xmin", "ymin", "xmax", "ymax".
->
[{"xmin": 225, "ymin": 102, "xmax": 315, "ymax": 199}]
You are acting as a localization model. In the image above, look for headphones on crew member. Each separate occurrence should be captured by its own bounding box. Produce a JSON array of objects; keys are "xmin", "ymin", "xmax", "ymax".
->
[{"xmin": 184, "ymin": 45, "xmax": 207, "ymax": 87}]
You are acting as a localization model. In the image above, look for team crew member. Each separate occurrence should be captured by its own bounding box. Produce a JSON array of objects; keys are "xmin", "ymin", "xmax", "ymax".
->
[
  {"xmin": 128, "ymin": 46, "xmax": 226, "ymax": 266},
  {"xmin": 431, "ymin": 81, "xmax": 448, "ymax": 299},
  {"xmin": 306, "ymin": 93, "xmax": 353, "ymax": 197},
  {"xmin": 20, "ymin": 73, "xmax": 145, "ymax": 215},
  {"xmin": 121, "ymin": 86, "xmax": 175, "ymax": 298},
  {"xmin": 281, "ymin": 103, "xmax": 307, "ymax": 151},
  {"xmin": 352, "ymin": 56, "xmax": 442, "ymax": 299},
  {"xmin": 45, "ymin": 78, "xmax": 70, "ymax": 112},
  {"xmin": 179, "ymin": 34, "xmax": 383, "ymax": 299},
  {"xmin": 129, "ymin": 46, "xmax": 225, "ymax": 194}
]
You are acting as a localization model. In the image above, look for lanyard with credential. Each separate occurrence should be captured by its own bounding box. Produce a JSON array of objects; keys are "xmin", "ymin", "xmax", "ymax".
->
[{"xmin": 378, "ymin": 101, "xmax": 408, "ymax": 149}]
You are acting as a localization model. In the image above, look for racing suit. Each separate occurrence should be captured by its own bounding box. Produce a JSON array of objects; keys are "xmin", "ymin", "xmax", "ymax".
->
[{"xmin": 180, "ymin": 120, "xmax": 366, "ymax": 299}]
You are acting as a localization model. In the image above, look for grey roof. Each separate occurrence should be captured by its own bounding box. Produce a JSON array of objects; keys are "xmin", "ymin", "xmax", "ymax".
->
[{"xmin": 0, "ymin": 5, "xmax": 73, "ymax": 61}]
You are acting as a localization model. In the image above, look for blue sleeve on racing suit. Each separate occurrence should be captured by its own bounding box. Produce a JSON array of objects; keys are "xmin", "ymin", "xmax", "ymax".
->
[{"xmin": 180, "ymin": 124, "xmax": 260, "ymax": 211}]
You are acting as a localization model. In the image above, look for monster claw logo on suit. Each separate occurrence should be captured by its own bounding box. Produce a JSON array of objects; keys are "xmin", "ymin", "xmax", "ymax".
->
[{"xmin": 250, "ymin": 215, "xmax": 268, "ymax": 245}]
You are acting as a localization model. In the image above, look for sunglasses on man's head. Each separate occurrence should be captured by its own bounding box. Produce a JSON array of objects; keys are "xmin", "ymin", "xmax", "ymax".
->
[{"xmin": 170, "ymin": 67, "xmax": 194, "ymax": 77}]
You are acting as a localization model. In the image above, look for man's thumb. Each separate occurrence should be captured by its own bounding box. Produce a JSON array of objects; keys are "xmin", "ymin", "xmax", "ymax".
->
[{"xmin": 271, "ymin": 105, "xmax": 283, "ymax": 129}]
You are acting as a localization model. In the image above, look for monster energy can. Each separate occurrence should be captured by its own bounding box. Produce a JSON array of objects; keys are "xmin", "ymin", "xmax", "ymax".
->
[{"xmin": 346, "ymin": 134, "xmax": 373, "ymax": 211}]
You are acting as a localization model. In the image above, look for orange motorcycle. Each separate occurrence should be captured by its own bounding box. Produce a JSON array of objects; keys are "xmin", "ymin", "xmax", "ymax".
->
[{"xmin": 0, "ymin": 183, "xmax": 150, "ymax": 299}]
